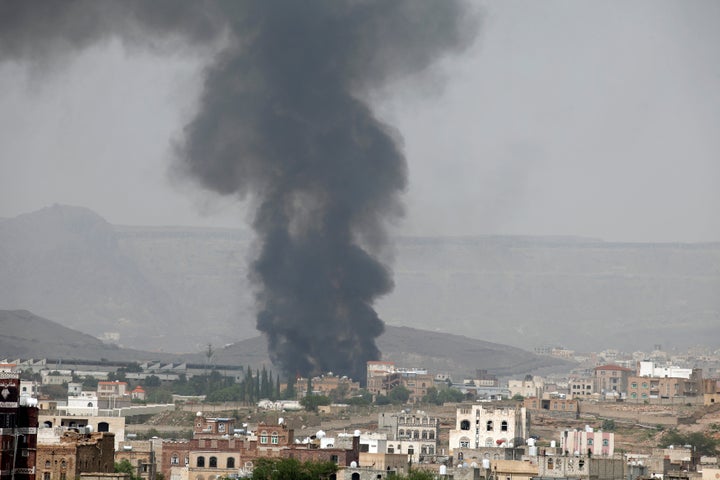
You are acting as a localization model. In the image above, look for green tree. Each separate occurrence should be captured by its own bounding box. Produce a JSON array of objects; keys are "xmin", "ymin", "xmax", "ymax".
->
[
  {"xmin": 145, "ymin": 375, "xmax": 162, "ymax": 387},
  {"xmin": 115, "ymin": 459, "xmax": 141, "ymax": 480},
  {"xmin": 601, "ymin": 419, "xmax": 616, "ymax": 431},
  {"xmin": 348, "ymin": 389, "xmax": 372, "ymax": 406},
  {"xmin": 387, "ymin": 386, "xmax": 411, "ymax": 404},
  {"xmin": 300, "ymin": 394, "xmax": 331, "ymax": 412},
  {"xmin": 660, "ymin": 430, "xmax": 719, "ymax": 456},
  {"xmin": 250, "ymin": 458, "xmax": 337, "ymax": 480},
  {"xmin": 283, "ymin": 374, "xmax": 296, "ymax": 400}
]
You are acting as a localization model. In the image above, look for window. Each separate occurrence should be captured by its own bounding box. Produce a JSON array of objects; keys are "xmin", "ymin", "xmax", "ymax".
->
[
  {"xmin": 587, "ymin": 439, "xmax": 593, "ymax": 445},
  {"xmin": 421, "ymin": 430, "xmax": 427, "ymax": 440},
  {"xmin": 460, "ymin": 420, "xmax": 470, "ymax": 430},
  {"xmin": 631, "ymin": 382, "xmax": 637, "ymax": 389},
  {"xmin": 171, "ymin": 454, "xmax": 179, "ymax": 465},
  {"xmin": 218, "ymin": 423, "xmax": 225, "ymax": 433},
  {"xmin": 408, "ymin": 446, "xmax": 414, "ymax": 456},
  {"xmin": 45, "ymin": 461, "xmax": 51, "ymax": 468},
  {"xmin": 197, "ymin": 456, "xmax": 205, "ymax": 468},
  {"xmin": 501, "ymin": 421, "xmax": 508, "ymax": 432},
  {"xmin": 486, "ymin": 420, "xmax": 494, "ymax": 431},
  {"xmin": 260, "ymin": 431, "xmax": 268, "ymax": 444},
  {"xmin": 388, "ymin": 446, "xmax": 394, "ymax": 454},
  {"xmin": 548, "ymin": 458, "xmax": 554, "ymax": 469},
  {"xmin": 602, "ymin": 439, "xmax": 609, "ymax": 446},
  {"xmin": 429, "ymin": 431, "xmax": 435, "ymax": 440},
  {"xmin": 271, "ymin": 432, "xmax": 279, "ymax": 444},
  {"xmin": 331, "ymin": 455, "xmax": 339, "ymax": 464},
  {"xmin": 43, "ymin": 473, "xmax": 50, "ymax": 480},
  {"xmin": 209, "ymin": 457, "xmax": 217, "ymax": 468}
]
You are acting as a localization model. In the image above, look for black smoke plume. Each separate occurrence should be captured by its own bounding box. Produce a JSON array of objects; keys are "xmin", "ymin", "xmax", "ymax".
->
[{"xmin": 1, "ymin": 1, "xmax": 478, "ymax": 381}]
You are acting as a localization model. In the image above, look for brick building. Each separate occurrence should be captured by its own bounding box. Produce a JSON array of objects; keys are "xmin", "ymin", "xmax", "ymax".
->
[
  {"xmin": 593, "ymin": 365, "xmax": 632, "ymax": 396},
  {"xmin": 36, "ymin": 432, "xmax": 115, "ymax": 480}
]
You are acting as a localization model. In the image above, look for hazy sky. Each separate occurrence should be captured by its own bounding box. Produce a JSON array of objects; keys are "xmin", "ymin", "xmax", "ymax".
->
[{"xmin": 1, "ymin": 1, "xmax": 718, "ymax": 243}]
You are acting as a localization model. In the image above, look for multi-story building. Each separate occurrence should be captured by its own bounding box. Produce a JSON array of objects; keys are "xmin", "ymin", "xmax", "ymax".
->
[
  {"xmin": 568, "ymin": 378, "xmax": 594, "ymax": 399},
  {"xmin": 593, "ymin": 365, "xmax": 632, "ymax": 396},
  {"xmin": 638, "ymin": 361, "xmax": 692, "ymax": 379},
  {"xmin": 627, "ymin": 372, "xmax": 703, "ymax": 401},
  {"xmin": 36, "ymin": 432, "xmax": 115, "ymax": 480},
  {"xmin": 523, "ymin": 397, "xmax": 578, "ymax": 418},
  {"xmin": 365, "ymin": 362, "xmax": 432, "ymax": 403},
  {"xmin": 396, "ymin": 368, "xmax": 434, "ymax": 404},
  {"xmin": 377, "ymin": 411, "xmax": 440, "ymax": 461},
  {"xmin": 536, "ymin": 455, "xmax": 624, "ymax": 480},
  {"xmin": 448, "ymin": 405, "xmax": 528, "ymax": 453},
  {"xmin": 560, "ymin": 428, "xmax": 614, "ymax": 456},
  {"xmin": 0, "ymin": 365, "xmax": 39, "ymax": 480},
  {"xmin": 96, "ymin": 382, "xmax": 129, "ymax": 402},
  {"xmin": 508, "ymin": 376, "xmax": 545, "ymax": 399},
  {"xmin": 115, "ymin": 438, "xmax": 161, "ymax": 480},
  {"xmin": 295, "ymin": 373, "xmax": 360, "ymax": 399},
  {"xmin": 366, "ymin": 362, "xmax": 397, "ymax": 397}
]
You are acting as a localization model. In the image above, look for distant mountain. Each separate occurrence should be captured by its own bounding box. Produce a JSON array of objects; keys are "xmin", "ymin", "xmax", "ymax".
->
[
  {"xmin": 0, "ymin": 309, "xmax": 180, "ymax": 362},
  {"xmin": 1, "ymin": 205, "xmax": 719, "ymax": 353},
  {"xmin": 0, "ymin": 309, "xmax": 566, "ymax": 378}
]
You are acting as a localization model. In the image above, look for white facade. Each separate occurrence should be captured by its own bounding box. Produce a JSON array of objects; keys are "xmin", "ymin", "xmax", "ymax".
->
[
  {"xmin": 508, "ymin": 377, "xmax": 545, "ymax": 398},
  {"xmin": 448, "ymin": 405, "xmax": 528, "ymax": 453},
  {"xmin": 65, "ymin": 391, "xmax": 100, "ymax": 415},
  {"xmin": 638, "ymin": 361, "xmax": 692, "ymax": 379},
  {"xmin": 560, "ymin": 428, "xmax": 614, "ymax": 456}
]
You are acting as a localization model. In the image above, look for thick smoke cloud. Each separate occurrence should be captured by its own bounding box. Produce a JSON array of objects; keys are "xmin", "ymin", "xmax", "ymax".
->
[{"xmin": 1, "ymin": 1, "xmax": 478, "ymax": 381}]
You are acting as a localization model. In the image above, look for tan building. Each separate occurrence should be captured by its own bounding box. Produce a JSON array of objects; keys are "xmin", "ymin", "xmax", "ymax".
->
[
  {"xmin": 628, "ymin": 374, "xmax": 702, "ymax": 401},
  {"xmin": 37, "ymin": 432, "xmax": 115, "ymax": 480},
  {"xmin": 569, "ymin": 378, "xmax": 594, "ymax": 399},
  {"xmin": 97, "ymin": 381, "xmax": 129, "ymax": 400},
  {"xmin": 508, "ymin": 376, "xmax": 545, "ymax": 399},
  {"xmin": 296, "ymin": 373, "xmax": 360, "ymax": 399},
  {"xmin": 593, "ymin": 365, "xmax": 632, "ymax": 396},
  {"xmin": 115, "ymin": 439, "xmax": 161, "ymax": 480},
  {"xmin": 524, "ymin": 397, "xmax": 579, "ymax": 417}
]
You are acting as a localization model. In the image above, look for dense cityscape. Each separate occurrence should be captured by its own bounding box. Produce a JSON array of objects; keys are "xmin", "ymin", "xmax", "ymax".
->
[{"xmin": 2, "ymin": 342, "xmax": 719, "ymax": 480}]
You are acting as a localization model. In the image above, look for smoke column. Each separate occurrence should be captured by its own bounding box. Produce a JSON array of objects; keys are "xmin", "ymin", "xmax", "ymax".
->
[{"xmin": 0, "ymin": 1, "xmax": 478, "ymax": 381}]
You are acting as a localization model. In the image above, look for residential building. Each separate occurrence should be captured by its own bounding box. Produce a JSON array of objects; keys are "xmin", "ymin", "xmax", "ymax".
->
[
  {"xmin": 115, "ymin": 438, "xmax": 161, "ymax": 480},
  {"xmin": 568, "ymin": 378, "xmax": 594, "ymax": 399},
  {"xmin": 295, "ymin": 373, "xmax": 360, "ymax": 399},
  {"xmin": 627, "ymin": 371, "xmax": 703, "ymax": 401},
  {"xmin": 535, "ymin": 455, "xmax": 624, "ymax": 480},
  {"xmin": 508, "ymin": 376, "xmax": 545, "ymax": 399},
  {"xmin": 96, "ymin": 382, "xmax": 128, "ymax": 400},
  {"xmin": 448, "ymin": 404, "xmax": 528, "ymax": 453},
  {"xmin": 36, "ymin": 431, "xmax": 115, "ymax": 480},
  {"xmin": 638, "ymin": 361, "xmax": 693, "ymax": 379},
  {"xmin": 524, "ymin": 397, "xmax": 578, "ymax": 418},
  {"xmin": 377, "ymin": 411, "xmax": 440, "ymax": 462},
  {"xmin": 593, "ymin": 365, "xmax": 632, "ymax": 396},
  {"xmin": 560, "ymin": 428, "xmax": 614, "ymax": 456},
  {"xmin": 0, "ymin": 366, "xmax": 39, "ymax": 480}
]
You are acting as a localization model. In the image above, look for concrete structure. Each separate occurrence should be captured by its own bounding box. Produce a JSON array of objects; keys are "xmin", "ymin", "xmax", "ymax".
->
[
  {"xmin": 535, "ymin": 455, "xmax": 625, "ymax": 480},
  {"xmin": 97, "ymin": 382, "xmax": 128, "ymax": 400},
  {"xmin": 115, "ymin": 438, "xmax": 161, "ymax": 480},
  {"xmin": 509, "ymin": 376, "xmax": 545, "ymax": 399},
  {"xmin": 295, "ymin": 373, "xmax": 360, "ymax": 399},
  {"xmin": 639, "ymin": 361, "xmax": 693, "ymax": 379},
  {"xmin": 627, "ymin": 372, "xmax": 703, "ymax": 401},
  {"xmin": 39, "ymin": 415, "xmax": 126, "ymax": 451},
  {"xmin": 568, "ymin": 379, "xmax": 594, "ymax": 399},
  {"xmin": 560, "ymin": 428, "xmax": 614, "ymax": 456},
  {"xmin": 524, "ymin": 397, "xmax": 578, "ymax": 418},
  {"xmin": 449, "ymin": 405, "xmax": 528, "ymax": 453},
  {"xmin": 593, "ymin": 365, "xmax": 632, "ymax": 396}
]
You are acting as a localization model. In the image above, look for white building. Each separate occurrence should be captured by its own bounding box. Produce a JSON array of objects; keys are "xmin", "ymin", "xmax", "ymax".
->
[
  {"xmin": 508, "ymin": 376, "xmax": 545, "ymax": 398},
  {"xmin": 638, "ymin": 361, "xmax": 692, "ymax": 379},
  {"xmin": 448, "ymin": 404, "xmax": 528, "ymax": 453},
  {"xmin": 560, "ymin": 427, "xmax": 614, "ymax": 456},
  {"xmin": 64, "ymin": 391, "xmax": 99, "ymax": 415}
]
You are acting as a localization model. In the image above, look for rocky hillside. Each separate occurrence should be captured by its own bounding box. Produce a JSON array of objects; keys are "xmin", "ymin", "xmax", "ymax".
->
[{"xmin": 1, "ymin": 205, "xmax": 718, "ymax": 353}]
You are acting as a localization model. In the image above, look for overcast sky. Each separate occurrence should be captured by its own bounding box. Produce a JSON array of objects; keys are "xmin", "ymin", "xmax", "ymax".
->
[{"xmin": 1, "ymin": 1, "xmax": 718, "ymax": 243}]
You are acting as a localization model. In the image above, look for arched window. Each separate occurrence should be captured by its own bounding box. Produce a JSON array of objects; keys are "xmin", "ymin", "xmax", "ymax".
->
[
  {"xmin": 485, "ymin": 437, "xmax": 494, "ymax": 447},
  {"xmin": 460, "ymin": 420, "xmax": 471, "ymax": 430},
  {"xmin": 271, "ymin": 432, "xmax": 279, "ymax": 444},
  {"xmin": 43, "ymin": 421, "xmax": 53, "ymax": 428},
  {"xmin": 197, "ymin": 456, "xmax": 205, "ymax": 468},
  {"xmin": 260, "ymin": 431, "xmax": 268, "ymax": 444},
  {"xmin": 421, "ymin": 430, "xmax": 428, "ymax": 439},
  {"xmin": 429, "ymin": 431, "xmax": 435, "ymax": 440},
  {"xmin": 413, "ymin": 430, "xmax": 419, "ymax": 439},
  {"xmin": 87, "ymin": 402, "xmax": 93, "ymax": 408},
  {"xmin": 352, "ymin": 474, "xmax": 360, "ymax": 480},
  {"xmin": 226, "ymin": 458, "xmax": 235, "ymax": 469},
  {"xmin": 97, "ymin": 422, "xmax": 109, "ymax": 432},
  {"xmin": 501, "ymin": 421, "xmax": 508, "ymax": 432},
  {"xmin": 486, "ymin": 420, "xmax": 494, "ymax": 431},
  {"xmin": 209, "ymin": 457, "xmax": 217, "ymax": 468},
  {"xmin": 408, "ymin": 446, "xmax": 414, "ymax": 456},
  {"xmin": 196, "ymin": 476, "xmax": 204, "ymax": 480},
  {"xmin": 399, "ymin": 429, "xmax": 404, "ymax": 437},
  {"xmin": 171, "ymin": 454, "xmax": 179, "ymax": 465},
  {"xmin": 45, "ymin": 460, "xmax": 51, "ymax": 468}
]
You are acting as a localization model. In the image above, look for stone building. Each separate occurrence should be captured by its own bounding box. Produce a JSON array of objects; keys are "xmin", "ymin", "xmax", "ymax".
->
[
  {"xmin": 36, "ymin": 432, "xmax": 115, "ymax": 480},
  {"xmin": 560, "ymin": 429, "xmax": 614, "ymax": 456},
  {"xmin": 377, "ymin": 411, "xmax": 440, "ymax": 462},
  {"xmin": 535, "ymin": 454, "xmax": 624, "ymax": 480},
  {"xmin": 115, "ymin": 439, "xmax": 161, "ymax": 480},
  {"xmin": 448, "ymin": 405, "xmax": 529, "ymax": 454}
]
